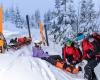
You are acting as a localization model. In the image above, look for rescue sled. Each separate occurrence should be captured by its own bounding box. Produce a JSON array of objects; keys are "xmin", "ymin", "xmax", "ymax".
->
[{"xmin": 8, "ymin": 37, "xmax": 32, "ymax": 50}]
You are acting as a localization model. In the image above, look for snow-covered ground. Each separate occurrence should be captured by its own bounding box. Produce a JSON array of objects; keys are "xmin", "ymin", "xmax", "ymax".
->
[{"xmin": 0, "ymin": 22, "xmax": 100, "ymax": 80}]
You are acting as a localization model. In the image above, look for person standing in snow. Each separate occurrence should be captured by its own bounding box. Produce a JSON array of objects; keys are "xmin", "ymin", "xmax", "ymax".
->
[{"xmin": 76, "ymin": 33, "xmax": 100, "ymax": 80}]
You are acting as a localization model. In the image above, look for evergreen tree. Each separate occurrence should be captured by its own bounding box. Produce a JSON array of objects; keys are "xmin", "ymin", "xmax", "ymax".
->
[
  {"xmin": 87, "ymin": 0, "xmax": 96, "ymax": 32},
  {"xmin": 4, "ymin": 9, "xmax": 10, "ymax": 22},
  {"xmin": 30, "ymin": 15, "xmax": 35, "ymax": 27},
  {"xmin": 68, "ymin": 1, "xmax": 77, "ymax": 32},
  {"xmin": 55, "ymin": 0, "xmax": 61, "ymax": 14},
  {"xmin": 79, "ymin": 0, "xmax": 96, "ymax": 32},
  {"xmin": 50, "ymin": 0, "xmax": 75, "ymax": 43},
  {"xmin": 34, "ymin": 10, "xmax": 40, "ymax": 28},
  {"xmin": 44, "ymin": 10, "xmax": 53, "ymax": 29},
  {"xmin": 87, "ymin": 0, "xmax": 96, "ymax": 21},
  {"xmin": 80, "ymin": 0, "xmax": 87, "ymax": 23},
  {"xmin": 9, "ymin": 7, "xmax": 16, "ymax": 23},
  {"xmin": 15, "ymin": 7, "xmax": 23, "ymax": 28}
]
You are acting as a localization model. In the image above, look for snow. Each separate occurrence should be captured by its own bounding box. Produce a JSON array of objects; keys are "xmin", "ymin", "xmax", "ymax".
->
[
  {"xmin": 0, "ymin": 46, "xmax": 86, "ymax": 80},
  {"xmin": 0, "ymin": 54, "xmax": 50, "ymax": 80},
  {"xmin": 0, "ymin": 22, "xmax": 100, "ymax": 80}
]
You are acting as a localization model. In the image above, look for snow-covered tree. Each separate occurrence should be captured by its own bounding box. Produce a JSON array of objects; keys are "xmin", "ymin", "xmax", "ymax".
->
[
  {"xmin": 9, "ymin": 7, "xmax": 16, "ymax": 23},
  {"xmin": 55, "ymin": 0, "xmax": 61, "ymax": 14},
  {"xmin": 79, "ymin": 0, "xmax": 96, "ymax": 32},
  {"xmin": 30, "ymin": 15, "xmax": 35, "ymax": 28},
  {"xmin": 44, "ymin": 10, "xmax": 53, "ymax": 29},
  {"xmin": 34, "ymin": 10, "xmax": 40, "ymax": 28},
  {"xmin": 15, "ymin": 7, "xmax": 23, "ymax": 28},
  {"xmin": 50, "ymin": 0, "xmax": 75, "ymax": 43},
  {"xmin": 87, "ymin": 0, "xmax": 96, "ymax": 22},
  {"xmin": 67, "ymin": 1, "xmax": 77, "ymax": 32},
  {"xmin": 80, "ymin": 0, "xmax": 87, "ymax": 23}
]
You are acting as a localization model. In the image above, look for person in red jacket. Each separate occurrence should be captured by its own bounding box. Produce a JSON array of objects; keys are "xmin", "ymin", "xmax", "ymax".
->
[
  {"xmin": 62, "ymin": 39, "xmax": 81, "ymax": 65},
  {"xmin": 76, "ymin": 33, "xmax": 100, "ymax": 80},
  {"xmin": 79, "ymin": 33, "xmax": 100, "ymax": 60},
  {"xmin": 81, "ymin": 38, "xmax": 94, "ymax": 60},
  {"xmin": 92, "ymin": 32, "xmax": 100, "ymax": 49}
]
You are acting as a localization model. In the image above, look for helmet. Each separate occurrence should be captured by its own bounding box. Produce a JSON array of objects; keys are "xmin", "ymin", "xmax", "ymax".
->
[
  {"xmin": 66, "ymin": 39, "xmax": 73, "ymax": 46},
  {"xmin": 88, "ymin": 36, "xmax": 94, "ymax": 42},
  {"xmin": 34, "ymin": 40, "xmax": 42, "ymax": 44},
  {"xmin": 34, "ymin": 40, "xmax": 42, "ymax": 47},
  {"xmin": 76, "ymin": 33, "xmax": 85, "ymax": 41}
]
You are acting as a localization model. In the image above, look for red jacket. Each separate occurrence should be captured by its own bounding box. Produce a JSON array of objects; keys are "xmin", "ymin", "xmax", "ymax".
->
[
  {"xmin": 93, "ymin": 35, "xmax": 100, "ymax": 47},
  {"xmin": 63, "ymin": 46, "xmax": 80, "ymax": 64},
  {"xmin": 18, "ymin": 38, "xmax": 24, "ymax": 43},
  {"xmin": 81, "ymin": 39, "xmax": 94, "ymax": 60}
]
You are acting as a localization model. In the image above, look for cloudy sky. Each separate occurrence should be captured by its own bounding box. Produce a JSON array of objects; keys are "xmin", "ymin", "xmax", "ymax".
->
[
  {"xmin": 0, "ymin": 0, "xmax": 100, "ymax": 20},
  {"xmin": 0, "ymin": 0, "xmax": 54, "ymax": 20}
]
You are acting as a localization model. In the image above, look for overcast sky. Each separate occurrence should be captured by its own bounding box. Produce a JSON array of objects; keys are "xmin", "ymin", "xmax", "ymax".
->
[
  {"xmin": 0, "ymin": 0, "xmax": 55, "ymax": 20},
  {"xmin": 0, "ymin": 0, "xmax": 100, "ymax": 20}
]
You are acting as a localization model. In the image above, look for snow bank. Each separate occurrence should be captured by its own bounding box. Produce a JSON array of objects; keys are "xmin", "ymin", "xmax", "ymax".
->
[
  {"xmin": 0, "ymin": 47, "xmax": 85, "ymax": 80},
  {"xmin": 0, "ymin": 54, "xmax": 51, "ymax": 80}
]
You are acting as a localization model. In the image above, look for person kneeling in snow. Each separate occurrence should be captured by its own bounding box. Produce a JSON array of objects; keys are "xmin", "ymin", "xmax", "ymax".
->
[
  {"xmin": 32, "ymin": 40, "xmax": 63, "ymax": 66},
  {"xmin": 62, "ymin": 39, "xmax": 82, "ymax": 74},
  {"xmin": 62, "ymin": 38, "xmax": 82, "ymax": 65}
]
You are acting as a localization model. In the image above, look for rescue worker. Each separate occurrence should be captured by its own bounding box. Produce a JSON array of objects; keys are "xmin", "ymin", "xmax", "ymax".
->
[
  {"xmin": 62, "ymin": 39, "xmax": 82, "ymax": 74},
  {"xmin": 62, "ymin": 39, "xmax": 81, "ymax": 65},
  {"xmin": 76, "ymin": 33, "xmax": 100, "ymax": 80}
]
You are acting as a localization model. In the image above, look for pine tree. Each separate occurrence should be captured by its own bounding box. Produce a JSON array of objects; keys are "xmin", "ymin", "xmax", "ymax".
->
[
  {"xmin": 87, "ymin": 0, "xmax": 96, "ymax": 32},
  {"xmin": 30, "ymin": 15, "xmax": 35, "ymax": 28},
  {"xmin": 87, "ymin": 0, "xmax": 96, "ymax": 22},
  {"xmin": 55, "ymin": 0, "xmax": 61, "ymax": 14},
  {"xmin": 34, "ymin": 10, "xmax": 40, "ymax": 28},
  {"xmin": 79, "ymin": 0, "xmax": 96, "ymax": 32},
  {"xmin": 9, "ymin": 7, "xmax": 16, "ymax": 23},
  {"xmin": 15, "ymin": 7, "xmax": 23, "ymax": 28},
  {"xmin": 80, "ymin": 0, "xmax": 87, "ymax": 23},
  {"xmin": 50, "ymin": 0, "xmax": 75, "ymax": 43},
  {"xmin": 68, "ymin": 1, "xmax": 77, "ymax": 32},
  {"xmin": 44, "ymin": 10, "xmax": 53, "ymax": 29}
]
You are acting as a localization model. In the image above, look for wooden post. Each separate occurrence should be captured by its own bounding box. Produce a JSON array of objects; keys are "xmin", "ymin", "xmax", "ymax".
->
[
  {"xmin": 39, "ymin": 21, "xmax": 46, "ymax": 46},
  {"xmin": 26, "ymin": 15, "xmax": 31, "ymax": 39},
  {"xmin": 44, "ymin": 24, "xmax": 49, "ymax": 46}
]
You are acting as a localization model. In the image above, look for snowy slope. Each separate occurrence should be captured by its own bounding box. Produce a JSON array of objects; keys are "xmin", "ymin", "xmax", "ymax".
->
[
  {"xmin": 1, "ymin": 22, "xmax": 100, "ymax": 80},
  {"xmin": 0, "ymin": 46, "xmax": 85, "ymax": 80},
  {"xmin": 0, "ymin": 54, "xmax": 53, "ymax": 80}
]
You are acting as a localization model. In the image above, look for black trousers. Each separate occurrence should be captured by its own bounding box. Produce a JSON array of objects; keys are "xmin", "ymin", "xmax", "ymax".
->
[
  {"xmin": 84, "ymin": 59, "xmax": 100, "ymax": 80},
  {"xmin": 42, "ymin": 55, "xmax": 62, "ymax": 65}
]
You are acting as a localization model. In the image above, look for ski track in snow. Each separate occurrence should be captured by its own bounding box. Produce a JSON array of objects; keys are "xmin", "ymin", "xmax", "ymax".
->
[{"xmin": 0, "ymin": 45, "xmax": 86, "ymax": 80}]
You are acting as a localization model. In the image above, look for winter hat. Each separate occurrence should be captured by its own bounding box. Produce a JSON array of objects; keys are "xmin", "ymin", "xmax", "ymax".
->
[
  {"xmin": 66, "ymin": 39, "xmax": 73, "ymax": 46},
  {"xmin": 34, "ymin": 40, "xmax": 42, "ymax": 47},
  {"xmin": 76, "ymin": 33, "xmax": 85, "ymax": 41},
  {"xmin": 34, "ymin": 40, "xmax": 42, "ymax": 44}
]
